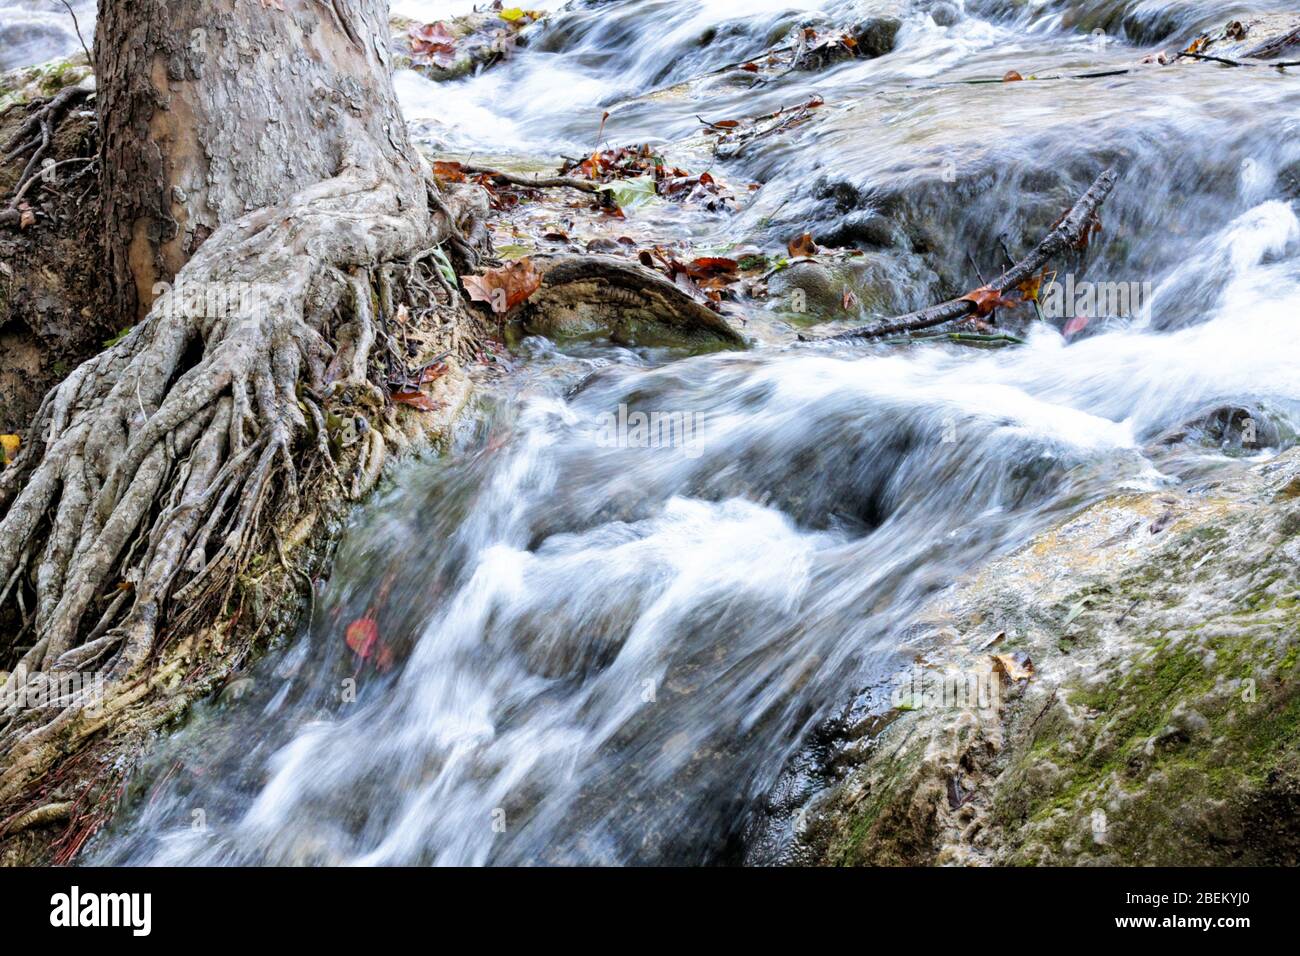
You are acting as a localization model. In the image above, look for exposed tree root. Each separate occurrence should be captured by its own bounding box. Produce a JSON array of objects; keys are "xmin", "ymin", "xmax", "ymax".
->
[
  {"xmin": 0, "ymin": 157, "xmax": 480, "ymax": 806},
  {"xmin": 1, "ymin": 86, "xmax": 91, "ymax": 229}
]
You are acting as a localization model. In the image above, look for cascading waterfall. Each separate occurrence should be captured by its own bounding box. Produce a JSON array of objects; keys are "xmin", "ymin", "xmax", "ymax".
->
[{"xmin": 44, "ymin": 0, "xmax": 1296, "ymax": 864}]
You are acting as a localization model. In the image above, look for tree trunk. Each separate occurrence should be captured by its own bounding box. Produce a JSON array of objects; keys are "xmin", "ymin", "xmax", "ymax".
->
[
  {"xmin": 95, "ymin": 0, "xmax": 426, "ymax": 318},
  {"xmin": 0, "ymin": 0, "xmax": 472, "ymax": 805}
]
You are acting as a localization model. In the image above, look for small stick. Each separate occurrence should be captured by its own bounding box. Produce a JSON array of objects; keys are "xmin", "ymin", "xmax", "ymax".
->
[
  {"xmin": 57, "ymin": 0, "xmax": 93, "ymax": 66},
  {"xmin": 1177, "ymin": 51, "xmax": 1300, "ymax": 68}
]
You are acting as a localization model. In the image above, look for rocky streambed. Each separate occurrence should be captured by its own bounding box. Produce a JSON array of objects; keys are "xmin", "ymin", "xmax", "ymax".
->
[{"xmin": 2, "ymin": 0, "xmax": 1299, "ymax": 866}]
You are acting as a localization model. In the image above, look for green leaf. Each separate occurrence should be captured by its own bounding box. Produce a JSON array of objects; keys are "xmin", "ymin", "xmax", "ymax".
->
[
  {"xmin": 429, "ymin": 247, "xmax": 456, "ymax": 286},
  {"xmin": 596, "ymin": 175, "xmax": 659, "ymax": 210}
]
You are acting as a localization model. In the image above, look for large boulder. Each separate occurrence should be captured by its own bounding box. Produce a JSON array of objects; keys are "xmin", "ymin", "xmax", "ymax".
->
[{"xmin": 793, "ymin": 449, "xmax": 1300, "ymax": 865}]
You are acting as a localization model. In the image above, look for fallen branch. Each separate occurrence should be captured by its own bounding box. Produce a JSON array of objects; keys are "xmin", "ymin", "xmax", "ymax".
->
[
  {"xmin": 1176, "ymin": 51, "xmax": 1300, "ymax": 69},
  {"xmin": 828, "ymin": 168, "xmax": 1118, "ymax": 341},
  {"xmin": 884, "ymin": 331, "xmax": 1027, "ymax": 347},
  {"xmin": 459, "ymin": 164, "xmax": 605, "ymax": 195}
]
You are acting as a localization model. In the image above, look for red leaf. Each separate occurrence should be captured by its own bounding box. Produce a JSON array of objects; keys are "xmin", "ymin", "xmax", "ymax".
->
[
  {"xmin": 408, "ymin": 21, "xmax": 458, "ymax": 68},
  {"xmin": 461, "ymin": 258, "xmax": 543, "ymax": 314},
  {"xmin": 686, "ymin": 256, "xmax": 739, "ymax": 277},
  {"xmin": 432, "ymin": 161, "xmax": 467, "ymax": 183},
  {"xmin": 787, "ymin": 232, "xmax": 819, "ymax": 258},
  {"xmin": 959, "ymin": 285, "xmax": 1022, "ymax": 317},
  {"xmin": 345, "ymin": 618, "xmax": 380, "ymax": 659},
  {"xmin": 345, "ymin": 617, "xmax": 395, "ymax": 671},
  {"xmin": 419, "ymin": 362, "xmax": 449, "ymax": 384},
  {"xmin": 392, "ymin": 389, "xmax": 442, "ymax": 412}
]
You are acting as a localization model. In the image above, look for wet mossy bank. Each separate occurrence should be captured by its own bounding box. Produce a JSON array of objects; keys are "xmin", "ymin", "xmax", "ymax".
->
[{"xmin": 797, "ymin": 451, "xmax": 1300, "ymax": 866}]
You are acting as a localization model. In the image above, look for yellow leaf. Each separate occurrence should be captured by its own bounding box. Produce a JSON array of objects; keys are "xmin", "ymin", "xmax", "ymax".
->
[
  {"xmin": 1, "ymin": 434, "xmax": 20, "ymax": 465},
  {"xmin": 499, "ymin": 7, "xmax": 526, "ymax": 21},
  {"xmin": 991, "ymin": 652, "xmax": 1034, "ymax": 683},
  {"xmin": 1016, "ymin": 267, "xmax": 1052, "ymax": 303}
]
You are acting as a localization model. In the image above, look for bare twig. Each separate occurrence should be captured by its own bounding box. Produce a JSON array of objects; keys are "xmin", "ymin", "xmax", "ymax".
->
[
  {"xmin": 1177, "ymin": 51, "xmax": 1300, "ymax": 69},
  {"xmin": 55, "ymin": 0, "xmax": 93, "ymax": 66}
]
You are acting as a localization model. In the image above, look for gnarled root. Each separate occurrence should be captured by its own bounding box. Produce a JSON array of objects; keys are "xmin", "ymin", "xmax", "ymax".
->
[
  {"xmin": 1, "ymin": 85, "xmax": 92, "ymax": 228},
  {"xmin": 0, "ymin": 160, "xmax": 466, "ymax": 805}
]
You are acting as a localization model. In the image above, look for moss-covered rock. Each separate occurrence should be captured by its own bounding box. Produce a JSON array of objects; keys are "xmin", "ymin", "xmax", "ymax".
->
[
  {"xmin": 0, "ymin": 54, "xmax": 91, "ymax": 113},
  {"xmin": 799, "ymin": 449, "xmax": 1300, "ymax": 865},
  {"xmin": 766, "ymin": 253, "xmax": 936, "ymax": 324}
]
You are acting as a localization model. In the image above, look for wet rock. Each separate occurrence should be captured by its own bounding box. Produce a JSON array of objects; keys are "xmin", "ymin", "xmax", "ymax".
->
[
  {"xmin": 390, "ymin": 11, "xmax": 540, "ymax": 82},
  {"xmin": 795, "ymin": 448, "xmax": 1300, "ymax": 865},
  {"xmin": 851, "ymin": 16, "xmax": 903, "ymax": 58},
  {"xmin": 520, "ymin": 254, "xmax": 746, "ymax": 350},
  {"xmin": 817, "ymin": 210, "xmax": 908, "ymax": 250},
  {"xmin": 584, "ymin": 237, "xmax": 623, "ymax": 255},
  {"xmin": 926, "ymin": 2, "xmax": 961, "ymax": 28},
  {"xmin": 967, "ymin": 0, "xmax": 1190, "ymax": 44},
  {"xmin": 767, "ymin": 253, "xmax": 935, "ymax": 322},
  {"xmin": 1152, "ymin": 403, "xmax": 1284, "ymax": 453},
  {"xmin": 767, "ymin": 260, "xmax": 845, "ymax": 314},
  {"xmin": 1192, "ymin": 13, "xmax": 1300, "ymax": 61},
  {"xmin": 792, "ymin": 7, "xmax": 903, "ymax": 71}
]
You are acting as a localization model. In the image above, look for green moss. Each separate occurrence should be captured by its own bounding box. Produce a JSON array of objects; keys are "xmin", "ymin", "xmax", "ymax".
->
[
  {"xmin": 819, "ymin": 720, "xmax": 932, "ymax": 866},
  {"xmin": 39, "ymin": 61, "xmax": 78, "ymax": 95},
  {"xmin": 1002, "ymin": 600, "xmax": 1300, "ymax": 862}
]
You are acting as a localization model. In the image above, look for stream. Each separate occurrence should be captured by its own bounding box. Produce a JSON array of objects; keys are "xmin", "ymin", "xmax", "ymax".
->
[{"xmin": 7, "ymin": 0, "xmax": 1298, "ymax": 864}]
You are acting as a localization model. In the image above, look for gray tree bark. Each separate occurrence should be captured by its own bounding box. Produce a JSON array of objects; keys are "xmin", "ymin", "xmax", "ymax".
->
[{"xmin": 95, "ymin": 0, "xmax": 426, "ymax": 318}]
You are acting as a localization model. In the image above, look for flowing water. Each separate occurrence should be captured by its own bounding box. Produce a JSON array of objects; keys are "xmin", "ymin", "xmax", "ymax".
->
[
  {"xmin": 0, "ymin": 1, "xmax": 93, "ymax": 71},
  {"xmin": 7, "ymin": 1, "xmax": 1297, "ymax": 864}
]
